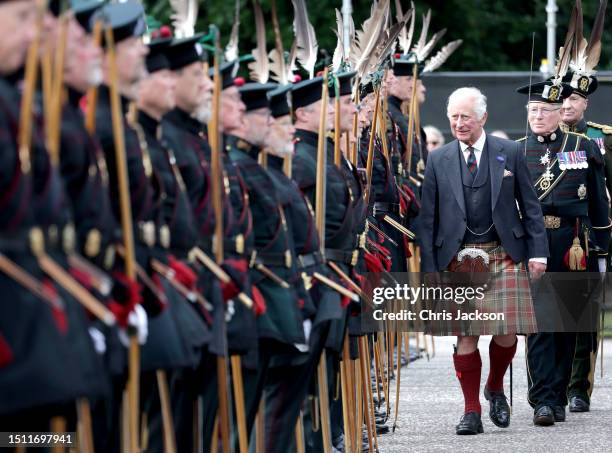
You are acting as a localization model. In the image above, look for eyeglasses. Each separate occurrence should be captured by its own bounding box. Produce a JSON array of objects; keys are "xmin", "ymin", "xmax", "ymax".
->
[{"xmin": 526, "ymin": 106, "xmax": 561, "ymax": 116}]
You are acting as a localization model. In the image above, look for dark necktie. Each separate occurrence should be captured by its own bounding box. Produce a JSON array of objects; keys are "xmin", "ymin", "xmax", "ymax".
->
[{"xmin": 467, "ymin": 147, "xmax": 478, "ymax": 176}]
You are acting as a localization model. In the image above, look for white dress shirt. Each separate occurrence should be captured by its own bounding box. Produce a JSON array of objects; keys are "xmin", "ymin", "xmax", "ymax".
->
[
  {"xmin": 460, "ymin": 130, "xmax": 547, "ymax": 266},
  {"xmin": 459, "ymin": 130, "xmax": 487, "ymax": 167}
]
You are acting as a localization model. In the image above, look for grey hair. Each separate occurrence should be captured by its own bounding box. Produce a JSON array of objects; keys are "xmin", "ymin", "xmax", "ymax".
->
[{"xmin": 447, "ymin": 87, "xmax": 487, "ymax": 120}]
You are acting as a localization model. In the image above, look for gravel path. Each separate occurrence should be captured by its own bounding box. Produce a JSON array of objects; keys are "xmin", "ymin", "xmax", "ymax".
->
[{"xmin": 376, "ymin": 335, "xmax": 612, "ymax": 453}]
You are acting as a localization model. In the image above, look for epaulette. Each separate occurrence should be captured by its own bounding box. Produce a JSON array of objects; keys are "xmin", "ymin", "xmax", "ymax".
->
[
  {"xmin": 587, "ymin": 121, "xmax": 612, "ymax": 135},
  {"xmin": 515, "ymin": 136, "xmax": 527, "ymax": 142},
  {"xmin": 565, "ymin": 130, "xmax": 589, "ymax": 140}
]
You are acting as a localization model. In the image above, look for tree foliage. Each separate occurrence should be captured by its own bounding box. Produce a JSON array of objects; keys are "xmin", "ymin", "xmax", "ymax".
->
[{"xmin": 144, "ymin": 0, "xmax": 612, "ymax": 71}]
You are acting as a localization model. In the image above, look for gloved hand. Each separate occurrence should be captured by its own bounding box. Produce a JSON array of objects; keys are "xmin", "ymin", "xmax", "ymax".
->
[{"xmin": 118, "ymin": 304, "xmax": 148, "ymax": 347}]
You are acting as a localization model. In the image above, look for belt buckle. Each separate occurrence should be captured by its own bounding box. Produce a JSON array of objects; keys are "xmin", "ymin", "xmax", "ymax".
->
[
  {"xmin": 235, "ymin": 234, "xmax": 244, "ymax": 255},
  {"xmin": 358, "ymin": 231, "xmax": 367, "ymax": 249},
  {"xmin": 543, "ymin": 215, "xmax": 561, "ymax": 229},
  {"xmin": 159, "ymin": 225, "xmax": 171, "ymax": 249},
  {"xmin": 29, "ymin": 227, "xmax": 45, "ymax": 256},
  {"xmin": 62, "ymin": 223, "xmax": 76, "ymax": 253},
  {"xmin": 104, "ymin": 246, "xmax": 116, "ymax": 270},
  {"xmin": 351, "ymin": 249, "xmax": 359, "ymax": 266},
  {"xmin": 140, "ymin": 221, "xmax": 155, "ymax": 247},
  {"xmin": 301, "ymin": 272, "xmax": 313, "ymax": 290},
  {"xmin": 85, "ymin": 229, "xmax": 102, "ymax": 257}
]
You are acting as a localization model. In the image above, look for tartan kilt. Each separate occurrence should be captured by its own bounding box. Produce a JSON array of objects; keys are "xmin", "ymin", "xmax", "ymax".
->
[{"xmin": 428, "ymin": 243, "xmax": 537, "ymax": 336}]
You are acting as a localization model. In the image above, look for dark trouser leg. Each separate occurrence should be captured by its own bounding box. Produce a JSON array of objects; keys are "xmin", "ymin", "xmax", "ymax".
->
[
  {"xmin": 568, "ymin": 331, "xmax": 599, "ymax": 402},
  {"xmin": 304, "ymin": 351, "xmax": 338, "ymax": 453},
  {"xmin": 242, "ymin": 348, "xmax": 271, "ymax": 440},
  {"xmin": 263, "ymin": 361, "xmax": 310, "ymax": 453},
  {"xmin": 264, "ymin": 323, "xmax": 329, "ymax": 453},
  {"xmin": 526, "ymin": 333, "xmax": 557, "ymax": 409},
  {"xmin": 173, "ymin": 361, "xmax": 215, "ymax": 453},
  {"xmin": 141, "ymin": 371, "xmax": 164, "ymax": 453},
  {"xmin": 551, "ymin": 332, "xmax": 577, "ymax": 407},
  {"xmin": 91, "ymin": 376, "xmax": 124, "ymax": 453}
]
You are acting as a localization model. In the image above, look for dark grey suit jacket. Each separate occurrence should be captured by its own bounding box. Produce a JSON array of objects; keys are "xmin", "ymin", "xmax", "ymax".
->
[{"xmin": 420, "ymin": 134, "xmax": 549, "ymax": 272}]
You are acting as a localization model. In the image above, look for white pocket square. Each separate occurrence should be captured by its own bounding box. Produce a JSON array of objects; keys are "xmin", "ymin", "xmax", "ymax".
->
[{"xmin": 503, "ymin": 169, "xmax": 514, "ymax": 178}]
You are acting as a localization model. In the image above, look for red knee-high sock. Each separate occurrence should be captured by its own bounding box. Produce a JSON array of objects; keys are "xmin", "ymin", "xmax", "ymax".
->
[
  {"xmin": 486, "ymin": 338, "xmax": 517, "ymax": 393},
  {"xmin": 453, "ymin": 349, "xmax": 482, "ymax": 414}
]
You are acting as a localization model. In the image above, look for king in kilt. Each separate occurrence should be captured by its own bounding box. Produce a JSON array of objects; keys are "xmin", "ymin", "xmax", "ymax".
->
[{"xmin": 420, "ymin": 87, "xmax": 548, "ymax": 435}]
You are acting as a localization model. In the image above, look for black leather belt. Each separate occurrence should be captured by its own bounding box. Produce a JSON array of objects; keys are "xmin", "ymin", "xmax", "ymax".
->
[
  {"xmin": 325, "ymin": 248, "xmax": 359, "ymax": 266},
  {"xmin": 373, "ymin": 202, "xmax": 400, "ymax": 216},
  {"xmin": 0, "ymin": 225, "xmax": 75, "ymax": 255},
  {"xmin": 297, "ymin": 251, "xmax": 324, "ymax": 269},
  {"xmin": 0, "ymin": 233, "xmax": 32, "ymax": 253},
  {"xmin": 253, "ymin": 250, "xmax": 292, "ymax": 268}
]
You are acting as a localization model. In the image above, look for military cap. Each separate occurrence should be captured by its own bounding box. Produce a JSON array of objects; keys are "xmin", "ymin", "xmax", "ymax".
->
[
  {"xmin": 208, "ymin": 61, "xmax": 239, "ymax": 90},
  {"xmin": 239, "ymin": 83, "xmax": 277, "ymax": 112},
  {"xmin": 146, "ymin": 38, "xmax": 172, "ymax": 73},
  {"xmin": 390, "ymin": 53, "xmax": 424, "ymax": 77},
  {"xmin": 359, "ymin": 80, "xmax": 374, "ymax": 99},
  {"xmin": 292, "ymin": 76, "xmax": 324, "ymax": 109},
  {"xmin": 166, "ymin": 33, "xmax": 206, "ymax": 71},
  {"xmin": 71, "ymin": 0, "xmax": 105, "ymax": 32},
  {"xmin": 329, "ymin": 71, "xmax": 357, "ymax": 98},
  {"xmin": 268, "ymin": 85, "xmax": 292, "ymax": 118},
  {"xmin": 563, "ymin": 72, "xmax": 598, "ymax": 98},
  {"xmin": 90, "ymin": 0, "xmax": 146, "ymax": 45},
  {"xmin": 516, "ymin": 80, "xmax": 573, "ymax": 104}
]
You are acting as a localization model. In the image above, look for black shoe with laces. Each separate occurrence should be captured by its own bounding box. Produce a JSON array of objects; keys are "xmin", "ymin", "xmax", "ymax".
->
[
  {"xmin": 456, "ymin": 412, "xmax": 484, "ymax": 435},
  {"xmin": 484, "ymin": 387, "xmax": 511, "ymax": 428}
]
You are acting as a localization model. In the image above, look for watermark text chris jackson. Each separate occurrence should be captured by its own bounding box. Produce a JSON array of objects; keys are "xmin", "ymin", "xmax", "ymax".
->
[{"xmin": 372, "ymin": 309, "xmax": 505, "ymax": 322}]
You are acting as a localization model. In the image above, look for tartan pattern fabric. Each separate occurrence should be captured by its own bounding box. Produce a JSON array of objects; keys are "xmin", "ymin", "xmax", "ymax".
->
[
  {"xmin": 466, "ymin": 146, "xmax": 478, "ymax": 176},
  {"xmin": 430, "ymin": 243, "xmax": 537, "ymax": 336}
]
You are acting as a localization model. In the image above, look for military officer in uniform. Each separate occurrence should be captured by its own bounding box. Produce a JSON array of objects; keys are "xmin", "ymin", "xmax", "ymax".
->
[
  {"xmin": 292, "ymin": 75, "xmax": 358, "ymax": 452},
  {"xmin": 164, "ymin": 44, "xmax": 263, "ymax": 449},
  {"xmin": 0, "ymin": 0, "xmax": 106, "ymax": 433},
  {"xmin": 262, "ymin": 84, "xmax": 345, "ymax": 452},
  {"xmin": 227, "ymin": 81, "xmax": 308, "ymax": 440},
  {"xmin": 559, "ymin": 71, "xmax": 612, "ymax": 413},
  {"xmin": 135, "ymin": 35, "xmax": 214, "ymax": 452},
  {"xmin": 517, "ymin": 79, "xmax": 610, "ymax": 426},
  {"xmin": 92, "ymin": 2, "xmax": 192, "ymax": 448}
]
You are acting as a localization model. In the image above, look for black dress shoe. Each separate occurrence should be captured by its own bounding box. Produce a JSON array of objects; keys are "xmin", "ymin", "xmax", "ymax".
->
[
  {"xmin": 376, "ymin": 423, "xmax": 390, "ymax": 435},
  {"xmin": 456, "ymin": 412, "xmax": 484, "ymax": 435},
  {"xmin": 484, "ymin": 387, "xmax": 510, "ymax": 428},
  {"xmin": 569, "ymin": 395, "xmax": 590, "ymax": 412},
  {"xmin": 533, "ymin": 406, "xmax": 555, "ymax": 426},
  {"xmin": 332, "ymin": 433, "xmax": 345, "ymax": 453},
  {"xmin": 553, "ymin": 406, "xmax": 566, "ymax": 422}
]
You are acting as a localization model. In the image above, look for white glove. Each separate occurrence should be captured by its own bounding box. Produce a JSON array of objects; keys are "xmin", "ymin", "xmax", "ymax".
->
[
  {"xmin": 88, "ymin": 326, "xmax": 106, "ymax": 355},
  {"xmin": 118, "ymin": 304, "xmax": 148, "ymax": 347},
  {"xmin": 598, "ymin": 258, "xmax": 607, "ymax": 274}
]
